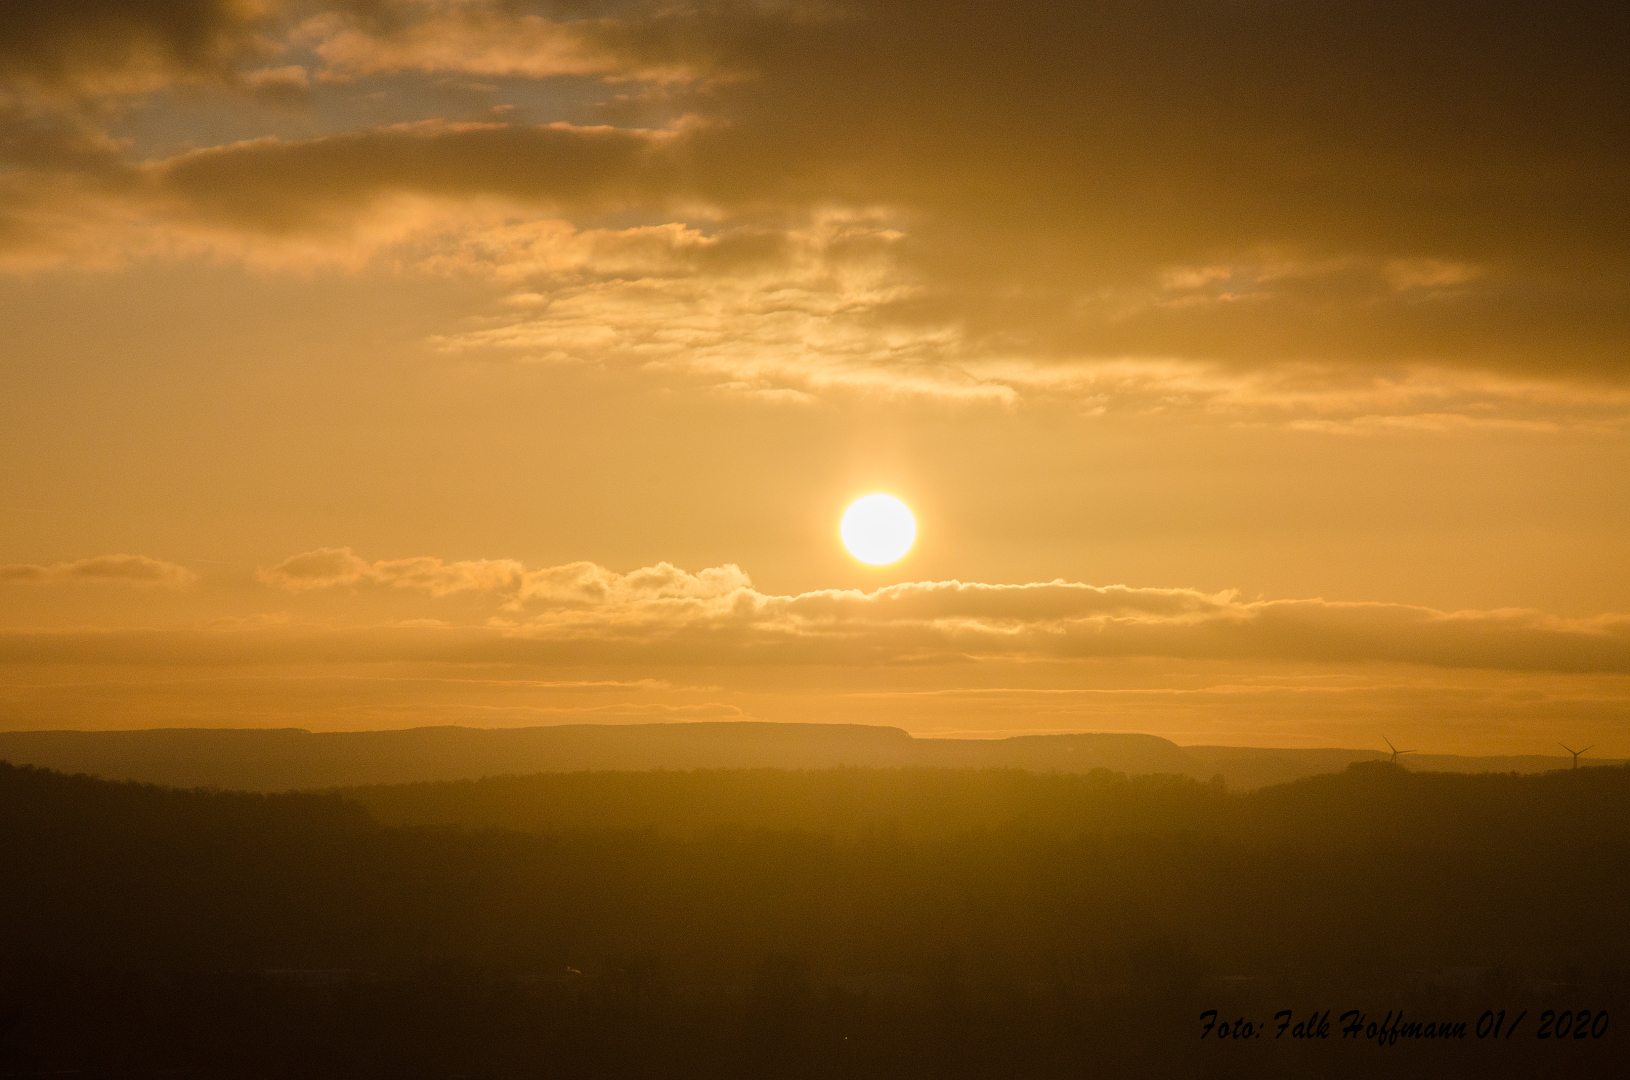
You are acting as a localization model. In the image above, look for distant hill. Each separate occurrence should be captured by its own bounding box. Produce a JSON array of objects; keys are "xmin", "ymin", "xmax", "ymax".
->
[
  {"xmin": 0, "ymin": 722, "xmax": 1620, "ymax": 792},
  {"xmin": 1177, "ymin": 746, "xmax": 1617, "ymax": 791}
]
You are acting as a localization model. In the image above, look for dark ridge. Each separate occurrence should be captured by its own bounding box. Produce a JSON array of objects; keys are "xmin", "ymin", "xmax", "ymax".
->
[{"xmin": 3, "ymin": 722, "xmax": 1617, "ymax": 793}]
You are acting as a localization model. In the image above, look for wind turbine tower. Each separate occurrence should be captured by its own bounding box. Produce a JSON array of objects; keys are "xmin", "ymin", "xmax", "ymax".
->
[{"xmin": 1382, "ymin": 737, "xmax": 1416, "ymax": 765}]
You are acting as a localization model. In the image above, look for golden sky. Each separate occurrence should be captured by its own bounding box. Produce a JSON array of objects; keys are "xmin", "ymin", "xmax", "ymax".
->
[{"xmin": 3, "ymin": 1, "xmax": 1628, "ymax": 753}]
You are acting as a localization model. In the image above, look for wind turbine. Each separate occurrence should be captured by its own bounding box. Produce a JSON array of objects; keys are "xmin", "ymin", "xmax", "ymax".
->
[
  {"xmin": 1559, "ymin": 743, "xmax": 1593, "ymax": 770},
  {"xmin": 1382, "ymin": 737, "xmax": 1416, "ymax": 764}
]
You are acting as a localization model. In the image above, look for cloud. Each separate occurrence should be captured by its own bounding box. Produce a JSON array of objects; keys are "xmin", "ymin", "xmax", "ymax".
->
[
  {"xmin": 236, "ymin": 550, "xmax": 1630, "ymax": 674},
  {"xmin": 5, "ymin": 587, "xmax": 1630, "ymax": 674},
  {"xmin": 512, "ymin": 561, "xmax": 751, "ymax": 607},
  {"xmin": 524, "ymin": 577, "xmax": 1630, "ymax": 674},
  {"xmin": 426, "ymin": 217, "xmax": 1630, "ymax": 422},
  {"xmin": 258, "ymin": 547, "xmax": 752, "ymax": 605},
  {"xmin": 241, "ymin": 63, "xmax": 311, "ymax": 101},
  {"xmin": 150, "ymin": 119, "xmax": 688, "ymax": 231},
  {"xmin": 0, "ymin": 0, "xmax": 281, "ymax": 103},
  {"xmin": 255, "ymin": 547, "xmax": 373, "ymax": 589},
  {"xmin": 298, "ymin": 3, "xmax": 701, "ymax": 85},
  {"xmin": 1, "ymin": 1, "xmax": 1626, "ymax": 424},
  {"xmin": 430, "ymin": 212, "xmax": 1023, "ymax": 404},
  {"xmin": 257, "ymin": 547, "xmax": 523, "ymax": 596},
  {"xmin": 0, "ymin": 554, "xmax": 197, "ymax": 588}
]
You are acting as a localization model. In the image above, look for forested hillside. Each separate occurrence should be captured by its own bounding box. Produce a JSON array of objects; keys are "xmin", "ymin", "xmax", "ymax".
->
[{"xmin": 3, "ymin": 760, "xmax": 1624, "ymax": 1077}]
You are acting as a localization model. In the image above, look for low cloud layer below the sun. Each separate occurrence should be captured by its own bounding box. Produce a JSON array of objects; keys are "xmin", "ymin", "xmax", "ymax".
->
[
  {"xmin": 249, "ymin": 548, "xmax": 1630, "ymax": 674},
  {"xmin": 7, "ymin": 546, "xmax": 1628, "ymax": 677},
  {"xmin": 4, "ymin": 547, "xmax": 1630, "ymax": 752}
]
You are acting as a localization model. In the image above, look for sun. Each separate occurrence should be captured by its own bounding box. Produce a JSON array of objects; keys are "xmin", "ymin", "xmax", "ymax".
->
[{"xmin": 840, "ymin": 494, "xmax": 917, "ymax": 565}]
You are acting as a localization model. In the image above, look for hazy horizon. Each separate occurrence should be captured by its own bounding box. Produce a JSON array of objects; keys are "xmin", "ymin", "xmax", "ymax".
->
[{"xmin": 3, "ymin": 716, "xmax": 1625, "ymax": 756}]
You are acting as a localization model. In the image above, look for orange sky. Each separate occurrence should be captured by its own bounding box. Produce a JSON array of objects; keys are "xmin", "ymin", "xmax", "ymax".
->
[{"xmin": 3, "ymin": 1, "xmax": 1628, "ymax": 754}]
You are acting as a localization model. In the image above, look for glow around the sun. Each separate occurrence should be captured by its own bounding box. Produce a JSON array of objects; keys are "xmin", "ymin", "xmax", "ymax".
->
[{"xmin": 840, "ymin": 494, "xmax": 917, "ymax": 565}]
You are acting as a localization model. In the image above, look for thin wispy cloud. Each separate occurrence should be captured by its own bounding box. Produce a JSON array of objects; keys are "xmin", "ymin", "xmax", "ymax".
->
[{"xmin": 0, "ymin": 555, "xmax": 197, "ymax": 588}]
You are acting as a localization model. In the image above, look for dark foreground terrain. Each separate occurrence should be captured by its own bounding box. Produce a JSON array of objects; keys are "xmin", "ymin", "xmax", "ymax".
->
[{"xmin": 3, "ymin": 759, "xmax": 1625, "ymax": 1077}]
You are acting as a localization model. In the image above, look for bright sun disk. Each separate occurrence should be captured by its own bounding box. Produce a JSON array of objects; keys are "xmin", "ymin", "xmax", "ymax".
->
[{"xmin": 841, "ymin": 494, "xmax": 916, "ymax": 565}]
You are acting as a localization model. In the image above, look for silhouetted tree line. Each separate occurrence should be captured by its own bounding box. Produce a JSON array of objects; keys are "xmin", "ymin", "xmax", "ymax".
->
[{"xmin": 2, "ymin": 760, "xmax": 1625, "ymax": 1077}]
